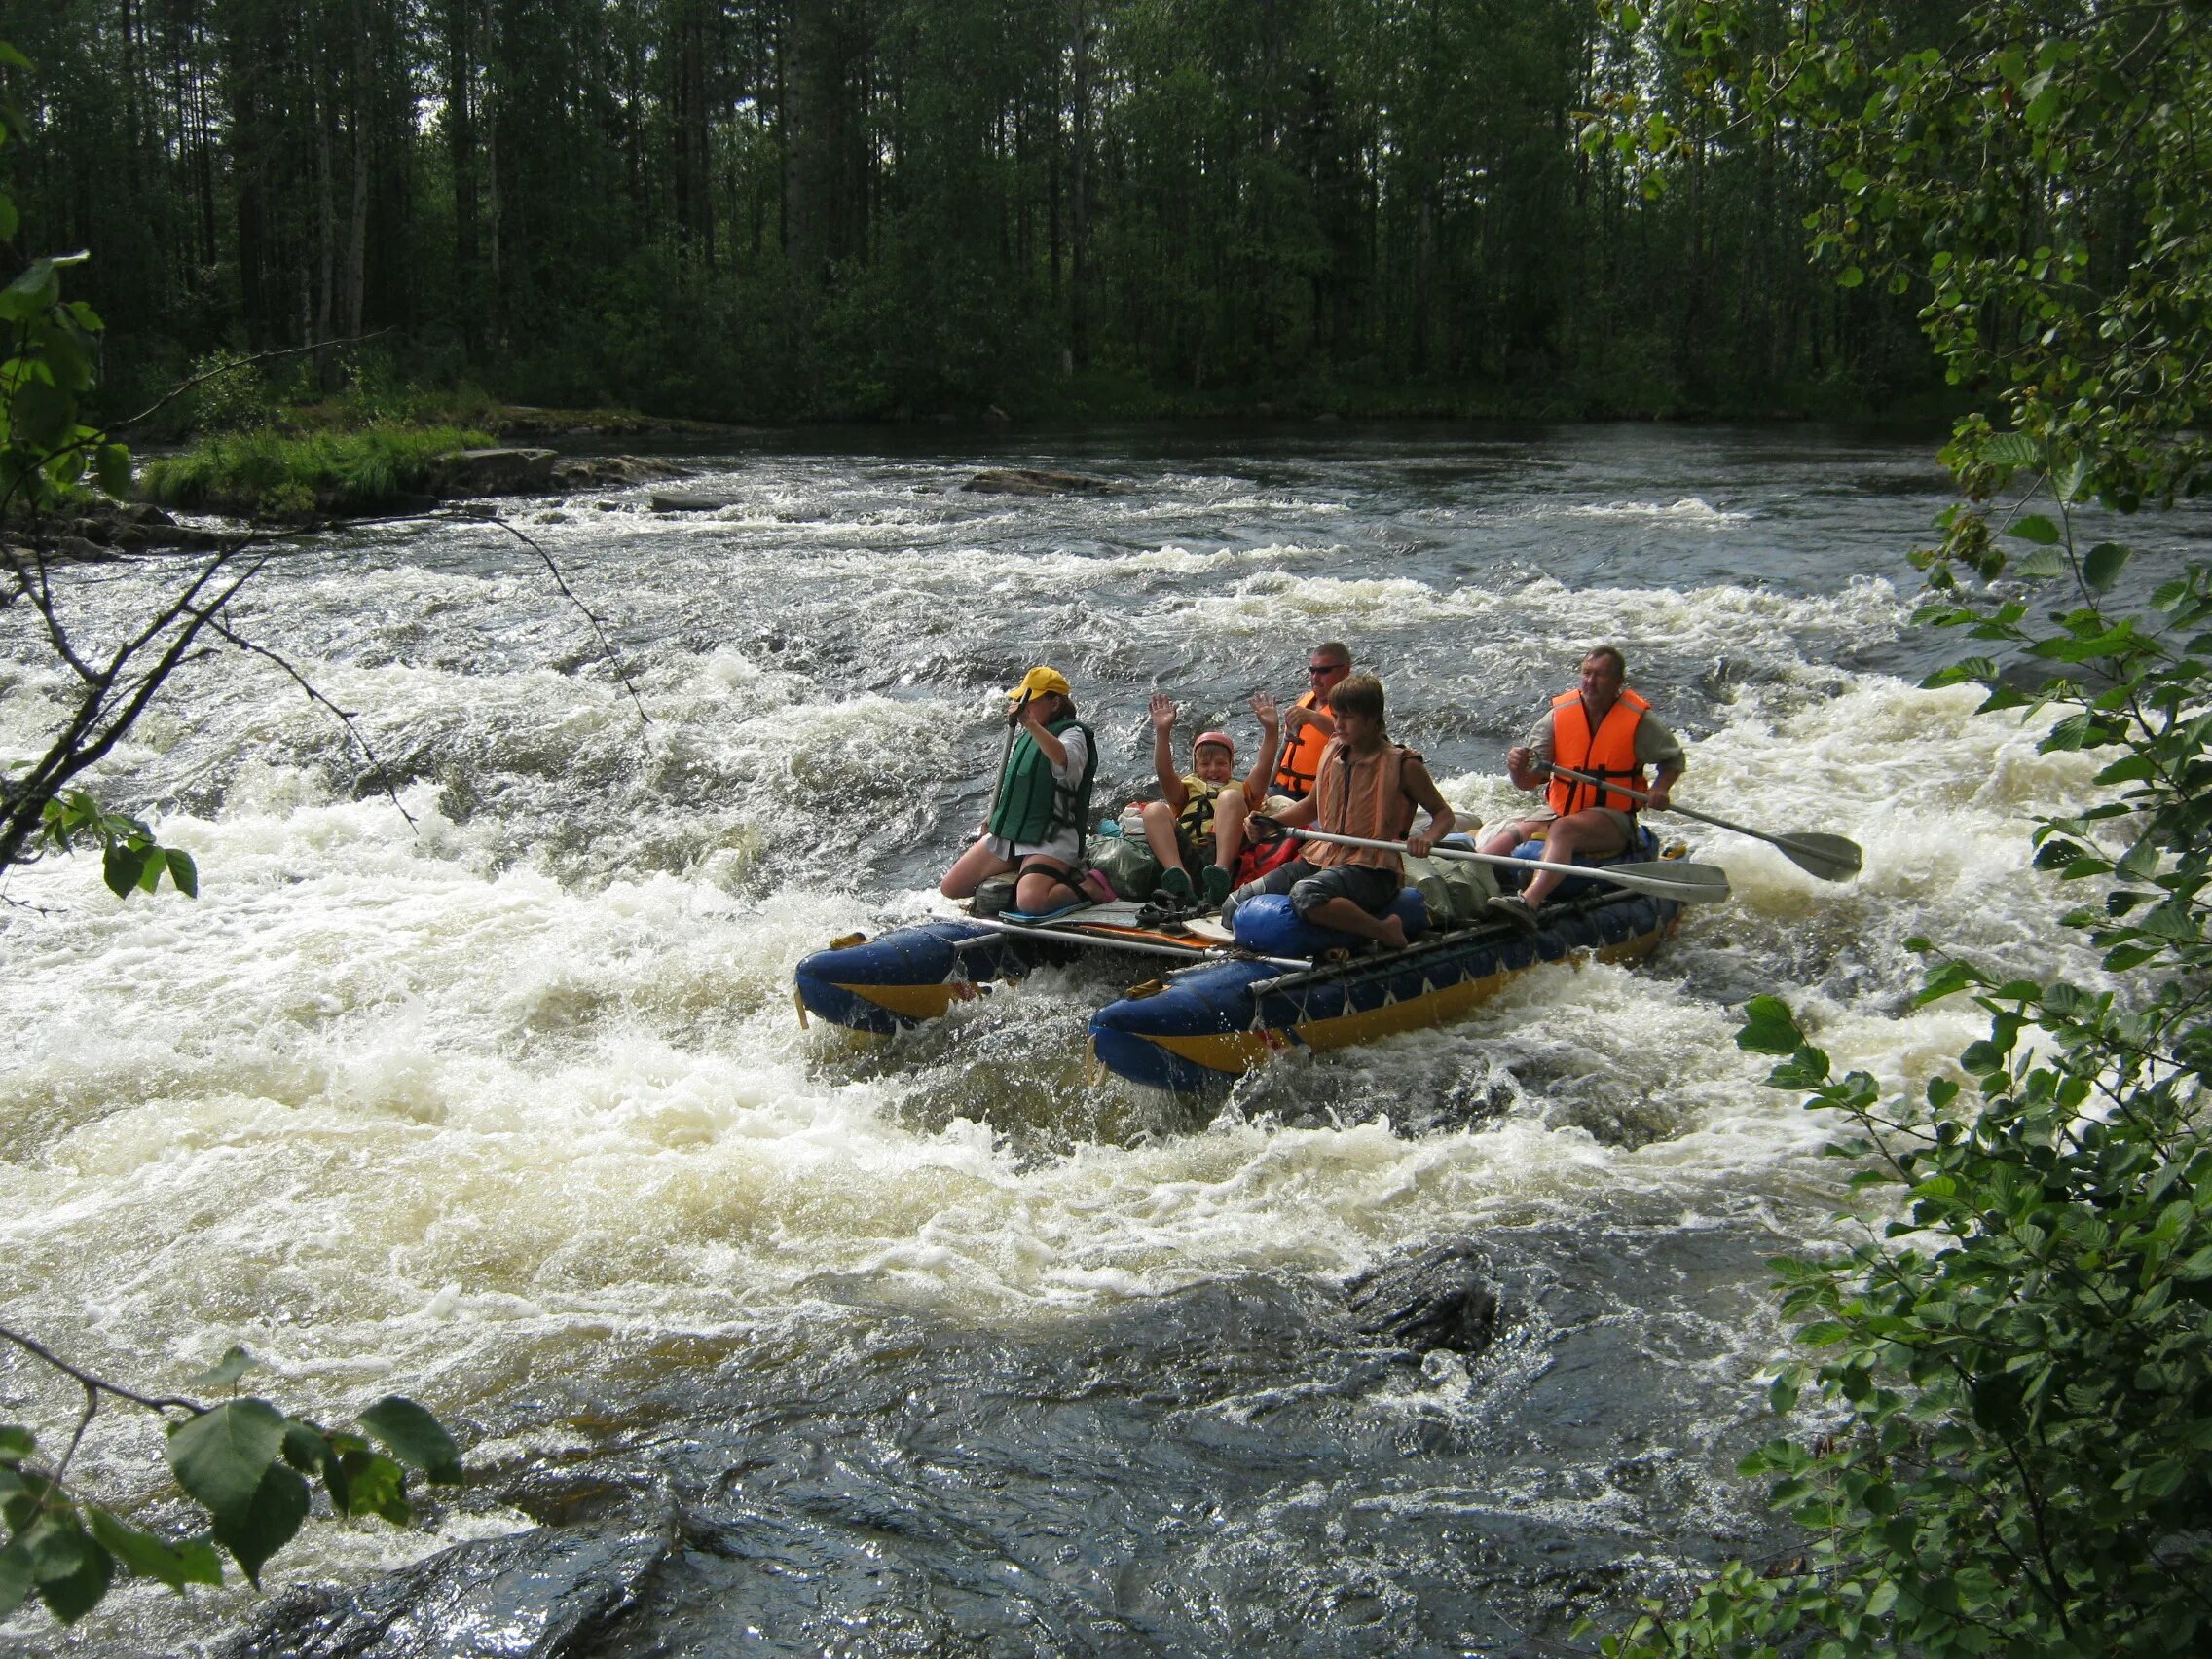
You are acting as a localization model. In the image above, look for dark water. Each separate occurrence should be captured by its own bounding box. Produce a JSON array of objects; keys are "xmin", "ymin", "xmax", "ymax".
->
[{"xmin": 3, "ymin": 424, "xmax": 2195, "ymax": 1655}]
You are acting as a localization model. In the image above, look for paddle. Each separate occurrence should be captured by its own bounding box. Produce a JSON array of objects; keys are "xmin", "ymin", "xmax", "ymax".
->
[
  {"xmin": 1289, "ymin": 828, "xmax": 1732, "ymax": 904},
  {"xmin": 1539, "ymin": 760, "xmax": 1862, "ymax": 882}
]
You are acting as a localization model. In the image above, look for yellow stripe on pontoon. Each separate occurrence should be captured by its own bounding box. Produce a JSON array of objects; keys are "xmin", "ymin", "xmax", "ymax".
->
[
  {"xmin": 837, "ymin": 981, "xmax": 967, "ymax": 1020},
  {"xmin": 1140, "ymin": 930, "xmax": 1666, "ymax": 1077}
]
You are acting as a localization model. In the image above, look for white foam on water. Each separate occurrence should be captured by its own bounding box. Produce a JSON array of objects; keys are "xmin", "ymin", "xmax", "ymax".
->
[
  {"xmin": 1170, "ymin": 571, "xmax": 1906, "ymax": 673},
  {"xmin": 1559, "ymin": 496, "xmax": 1755, "ymax": 525}
]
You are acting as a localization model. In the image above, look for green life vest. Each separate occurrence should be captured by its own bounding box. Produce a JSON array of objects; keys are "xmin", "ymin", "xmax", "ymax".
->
[{"xmin": 987, "ymin": 719, "xmax": 1097, "ymax": 847}]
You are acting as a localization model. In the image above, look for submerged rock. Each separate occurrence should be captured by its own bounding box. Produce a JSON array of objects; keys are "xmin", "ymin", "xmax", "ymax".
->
[
  {"xmin": 1344, "ymin": 1238, "xmax": 1501, "ymax": 1357},
  {"xmin": 430, "ymin": 447, "xmax": 557, "ymax": 497},
  {"xmin": 962, "ymin": 467, "xmax": 1118, "ymax": 497},
  {"xmin": 227, "ymin": 1489, "xmax": 676, "ymax": 1659},
  {"xmin": 549, "ymin": 455, "xmax": 688, "ymax": 490},
  {"xmin": 649, "ymin": 491, "xmax": 742, "ymax": 512}
]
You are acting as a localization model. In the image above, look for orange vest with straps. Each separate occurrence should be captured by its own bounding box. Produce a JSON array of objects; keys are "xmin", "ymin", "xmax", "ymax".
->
[
  {"xmin": 1272, "ymin": 691, "xmax": 1332, "ymax": 798},
  {"xmin": 1308, "ymin": 739, "xmax": 1420, "ymax": 872},
  {"xmin": 1546, "ymin": 687, "xmax": 1650, "ymax": 817}
]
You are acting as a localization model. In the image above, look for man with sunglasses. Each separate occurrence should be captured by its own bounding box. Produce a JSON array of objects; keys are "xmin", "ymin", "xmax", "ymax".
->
[{"xmin": 1272, "ymin": 641, "xmax": 1352, "ymax": 799}]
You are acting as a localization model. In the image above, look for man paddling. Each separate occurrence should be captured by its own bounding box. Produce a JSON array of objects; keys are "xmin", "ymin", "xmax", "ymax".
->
[
  {"xmin": 1480, "ymin": 645, "xmax": 1684, "ymax": 929},
  {"xmin": 940, "ymin": 667, "xmax": 1099, "ymax": 915},
  {"xmin": 1223, "ymin": 673, "xmax": 1455, "ymax": 950}
]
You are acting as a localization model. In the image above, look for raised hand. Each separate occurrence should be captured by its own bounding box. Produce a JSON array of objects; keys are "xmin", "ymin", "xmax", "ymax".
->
[
  {"xmin": 1249, "ymin": 689, "xmax": 1277, "ymax": 726},
  {"xmin": 1149, "ymin": 691, "xmax": 1178, "ymax": 732}
]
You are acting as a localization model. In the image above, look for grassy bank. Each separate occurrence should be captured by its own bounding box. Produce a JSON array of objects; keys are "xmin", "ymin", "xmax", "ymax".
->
[{"xmin": 139, "ymin": 424, "xmax": 495, "ymax": 518}]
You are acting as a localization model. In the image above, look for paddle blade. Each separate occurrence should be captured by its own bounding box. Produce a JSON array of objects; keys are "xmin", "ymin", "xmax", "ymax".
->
[
  {"xmin": 1770, "ymin": 832, "xmax": 1862, "ymax": 882},
  {"xmin": 1604, "ymin": 860, "xmax": 1733, "ymax": 904}
]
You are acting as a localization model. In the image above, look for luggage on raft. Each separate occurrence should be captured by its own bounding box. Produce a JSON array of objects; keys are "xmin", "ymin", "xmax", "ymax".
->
[
  {"xmin": 1231, "ymin": 887, "xmax": 1431, "ymax": 956},
  {"xmin": 1088, "ymin": 833, "xmax": 1163, "ymax": 901}
]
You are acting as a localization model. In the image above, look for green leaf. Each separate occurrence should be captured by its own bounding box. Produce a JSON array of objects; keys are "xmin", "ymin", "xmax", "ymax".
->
[
  {"xmin": 0, "ymin": 1540, "xmax": 31, "ymax": 1620},
  {"xmin": 210, "ymin": 1463, "xmax": 310, "ymax": 1586},
  {"xmin": 10, "ymin": 377, "xmax": 72, "ymax": 448},
  {"xmin": 1837, "ymin": 265, "xmax": 1865, "ymax": 289},
  {"xmin": 166, "ymin": 847, "xmax": 200, "ymax": 899},
  {"xmin": 1983, "ymin": 433, "xmax": 2039, "ymax": 465},
  {"xmin": 86, "ymin": 1507, "xmax": 220, "ymax": 1592},
  {"xmin": 2083, "ymin": 542, "xmax": 2129, "ymax": 593},
  {"xmin": 358, "ymin": 1396, "xmax": 462, "ymax": 1483},
  {"xmin": 332, "ymin": 1450, "xmax": 411, "ymax": 1524},
  {"xmin": 186, "ymin": 1346, "xmax": 256, "ymax": 1391},
  {"xmin": 24, "ymin": 1515, "xmax": 113, "ymax": 1624},
  {"xmin": 2136, "ymin": 1456, "xmax": 2185, "ymax": 1499},
  {"xmin": 280, "ymin": 1419, "xmax": 327, "ymax": 1474},
  {"xmin": 2009, "ymin": 513, "xmax": 2063, "ymax": 545},
  {"xmin": 0, "ymin": 1426, "xmax": 32, "ymax": 1463},
  {"xmin": 101, "ymin": 841, "xmax": 148, "ymax": 899},
  {"xmin": 1736, "ymin": 996, "xmax": 1805, "ymax": 1055},
  {"xmin": 2015, "ymin": 547, "xmax": 2065, "ymax": 579},
  {"xmin": 166, "ymin": 1399, "xmax": 286, "ymax": 1523}
]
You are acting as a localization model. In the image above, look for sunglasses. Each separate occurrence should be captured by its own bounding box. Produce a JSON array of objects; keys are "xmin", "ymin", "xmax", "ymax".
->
[{"xmin": 1309, "ymin": 662, "xmax": 1347, "ymax": 676}]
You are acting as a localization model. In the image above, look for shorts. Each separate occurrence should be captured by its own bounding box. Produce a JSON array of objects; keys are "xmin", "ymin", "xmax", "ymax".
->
[
  {"xmin": 1221, "ymin": 857, "xmax": 1401, "ymax": 926},
  {"xmin": 981, "ymin": 829, "xmax": 1081, "ymax": 868},
  {"xmin": 1523, "ymin": 808, "xmax": 1637, "ymax": 851}
]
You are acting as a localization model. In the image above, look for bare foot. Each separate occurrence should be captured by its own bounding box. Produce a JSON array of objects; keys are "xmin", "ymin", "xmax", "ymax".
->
[{"xmin": 1376, "ymin": 915, "xmax": 1408, "ymax": 950}]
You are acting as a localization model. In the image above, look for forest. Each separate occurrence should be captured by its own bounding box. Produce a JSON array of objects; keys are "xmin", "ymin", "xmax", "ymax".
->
[{"xmin": 0, "ymin": 0, "xmax": 1947, "ymax": 424}]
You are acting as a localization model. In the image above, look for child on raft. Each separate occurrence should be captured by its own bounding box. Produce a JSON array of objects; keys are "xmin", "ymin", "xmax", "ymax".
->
[
  {"xmin": 1220, "ymin": 672, "xmax": 1455, "ymax": 950},
  {"xmin": 1137, "ymin": 690, "xmax": 1280, "ymax": 909}
]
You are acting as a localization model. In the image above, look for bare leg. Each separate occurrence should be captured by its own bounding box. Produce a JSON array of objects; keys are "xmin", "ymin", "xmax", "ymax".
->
[
  {"xmin": 1478, "ymin": 817, "xmax": 1540, "ymax": 859},
  {"xmin": 942, "ymin": 836, "xmax": 1015, "ymax": 899},
  {"xmin": 1210, "ymin": 792, "xmax": 1249, "ymax": 871},
  {"xmin": 1521, "ymin": 812, "xmax": 1630, "ymax": 909},
  {"xmin": 1014, "ymin": 858, "xmax": 1084, "ymax": 913},
  {"xmin": 1139, "ymin": 799, "xmax": 1184, "ymax": 872},
  {"xmin": 1305, "ymin": 895, "xmax": 1407, "ymax": 950}
]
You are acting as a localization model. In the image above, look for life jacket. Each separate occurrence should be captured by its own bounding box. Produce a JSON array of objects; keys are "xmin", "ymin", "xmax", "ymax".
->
[
  {"xmin": 1271, "ymin": 691, "xmax": 1331, "ymax": 799},
  {"xmin": 1306, "ymin": 738, "xmax": 1420, "ymax": 874},
  {"xmin": 988, "ymin": 719, "xmax": 1097, "ymax": 847},
  {"xmin": 1174, "ymin": 774, "xmax": 1228, "ymax": 854},
  {"xmin": 1546, "ymin": 687, "xmax": 1650, "ymax": 817}
]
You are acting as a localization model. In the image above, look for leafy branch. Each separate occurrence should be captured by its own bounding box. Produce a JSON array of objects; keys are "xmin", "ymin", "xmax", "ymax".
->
[{"xmin": 1, "ymin": 1327, "xmax": 463, "ymax": 1627}]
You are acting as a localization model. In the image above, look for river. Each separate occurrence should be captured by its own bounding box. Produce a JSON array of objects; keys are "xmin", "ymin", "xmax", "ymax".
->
[{"xmin": 2, "ymin": 423, "xmax": 2189, "ymax": 1655}]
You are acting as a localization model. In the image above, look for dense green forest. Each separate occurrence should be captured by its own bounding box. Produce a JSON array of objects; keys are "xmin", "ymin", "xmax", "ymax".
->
[{"xmin": 0, "ymin": 0, "xmax": 1947, "ymax": 423}]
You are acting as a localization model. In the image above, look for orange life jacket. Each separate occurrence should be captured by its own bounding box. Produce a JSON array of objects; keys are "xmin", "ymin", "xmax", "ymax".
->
[
  {"xmin": 1307, "ymin": 738, "xmax": 1420, "ymax": 873},
  {"xmin": 1546, "ymin": 687, "xmax": 1650, "ymax": 817},
  {"xmin": 1272, "ymin": 691, "xmax": 1331, "ymax": 799}
]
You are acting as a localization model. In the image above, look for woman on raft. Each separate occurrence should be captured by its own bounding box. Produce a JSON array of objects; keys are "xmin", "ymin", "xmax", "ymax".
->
[
  {"xmin": 1136, "ymin": 690, "xmax": 1279, "ymax": 910},
  {"xmin": 940, "ymin": 666, "xmax": 1100, "ymax": 916}
]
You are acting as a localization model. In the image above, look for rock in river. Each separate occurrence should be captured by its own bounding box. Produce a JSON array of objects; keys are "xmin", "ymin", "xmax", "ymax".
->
[
  {"xmin": 430, "ymin": 447, "xmax": 557, "ymax": 497},
  {"xmin": 962, "ymin": 467, "xmax": 1118, "ymax": 497},
  {"xmin": 227, "ymin": 1488, "xmax": 676, "ymax": 1659},
  {"xmin": 1343, "ymin": 1238, "xmax": 1502, "ymax": 1357}
]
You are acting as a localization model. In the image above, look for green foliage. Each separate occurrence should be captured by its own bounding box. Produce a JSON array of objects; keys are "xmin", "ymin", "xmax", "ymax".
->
[
  {"xmin": 0, "ymin": 243, "xmax": 124, "ymax": 511},
  {"xmin": 1581, "ymin": 3, "xmax": 2212, "ymax": 1654},
  {"xmin": 181, "ymin": 348, "xmax": 272, "ymax": 436},
  {"xmin": 139, "ymin": 424, "xmax": 496, "ymax": 518},
  {"xmin": 37, "ymin": 789, "xmax": 198, "ymax": 900},
  {"xmin": 2, "ymin": 1345, "xmax": 463, "ymax": 1623}
]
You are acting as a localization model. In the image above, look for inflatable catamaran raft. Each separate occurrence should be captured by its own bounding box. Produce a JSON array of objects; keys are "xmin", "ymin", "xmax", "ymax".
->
[{"xmin": 793, "ymin": 830, "xmax": 1732, "ymax": 1092}]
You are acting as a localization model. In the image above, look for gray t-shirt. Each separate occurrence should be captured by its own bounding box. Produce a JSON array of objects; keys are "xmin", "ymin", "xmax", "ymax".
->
[{"xmin": 1527, "ymin": 703, "xmax": 1685, "ymax": 773}]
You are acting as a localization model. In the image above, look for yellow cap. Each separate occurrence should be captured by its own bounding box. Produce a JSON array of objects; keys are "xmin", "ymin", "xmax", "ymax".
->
[{"xmin": 1009, "ymin": 666, "xmax": 1072, "ymax": 701}]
